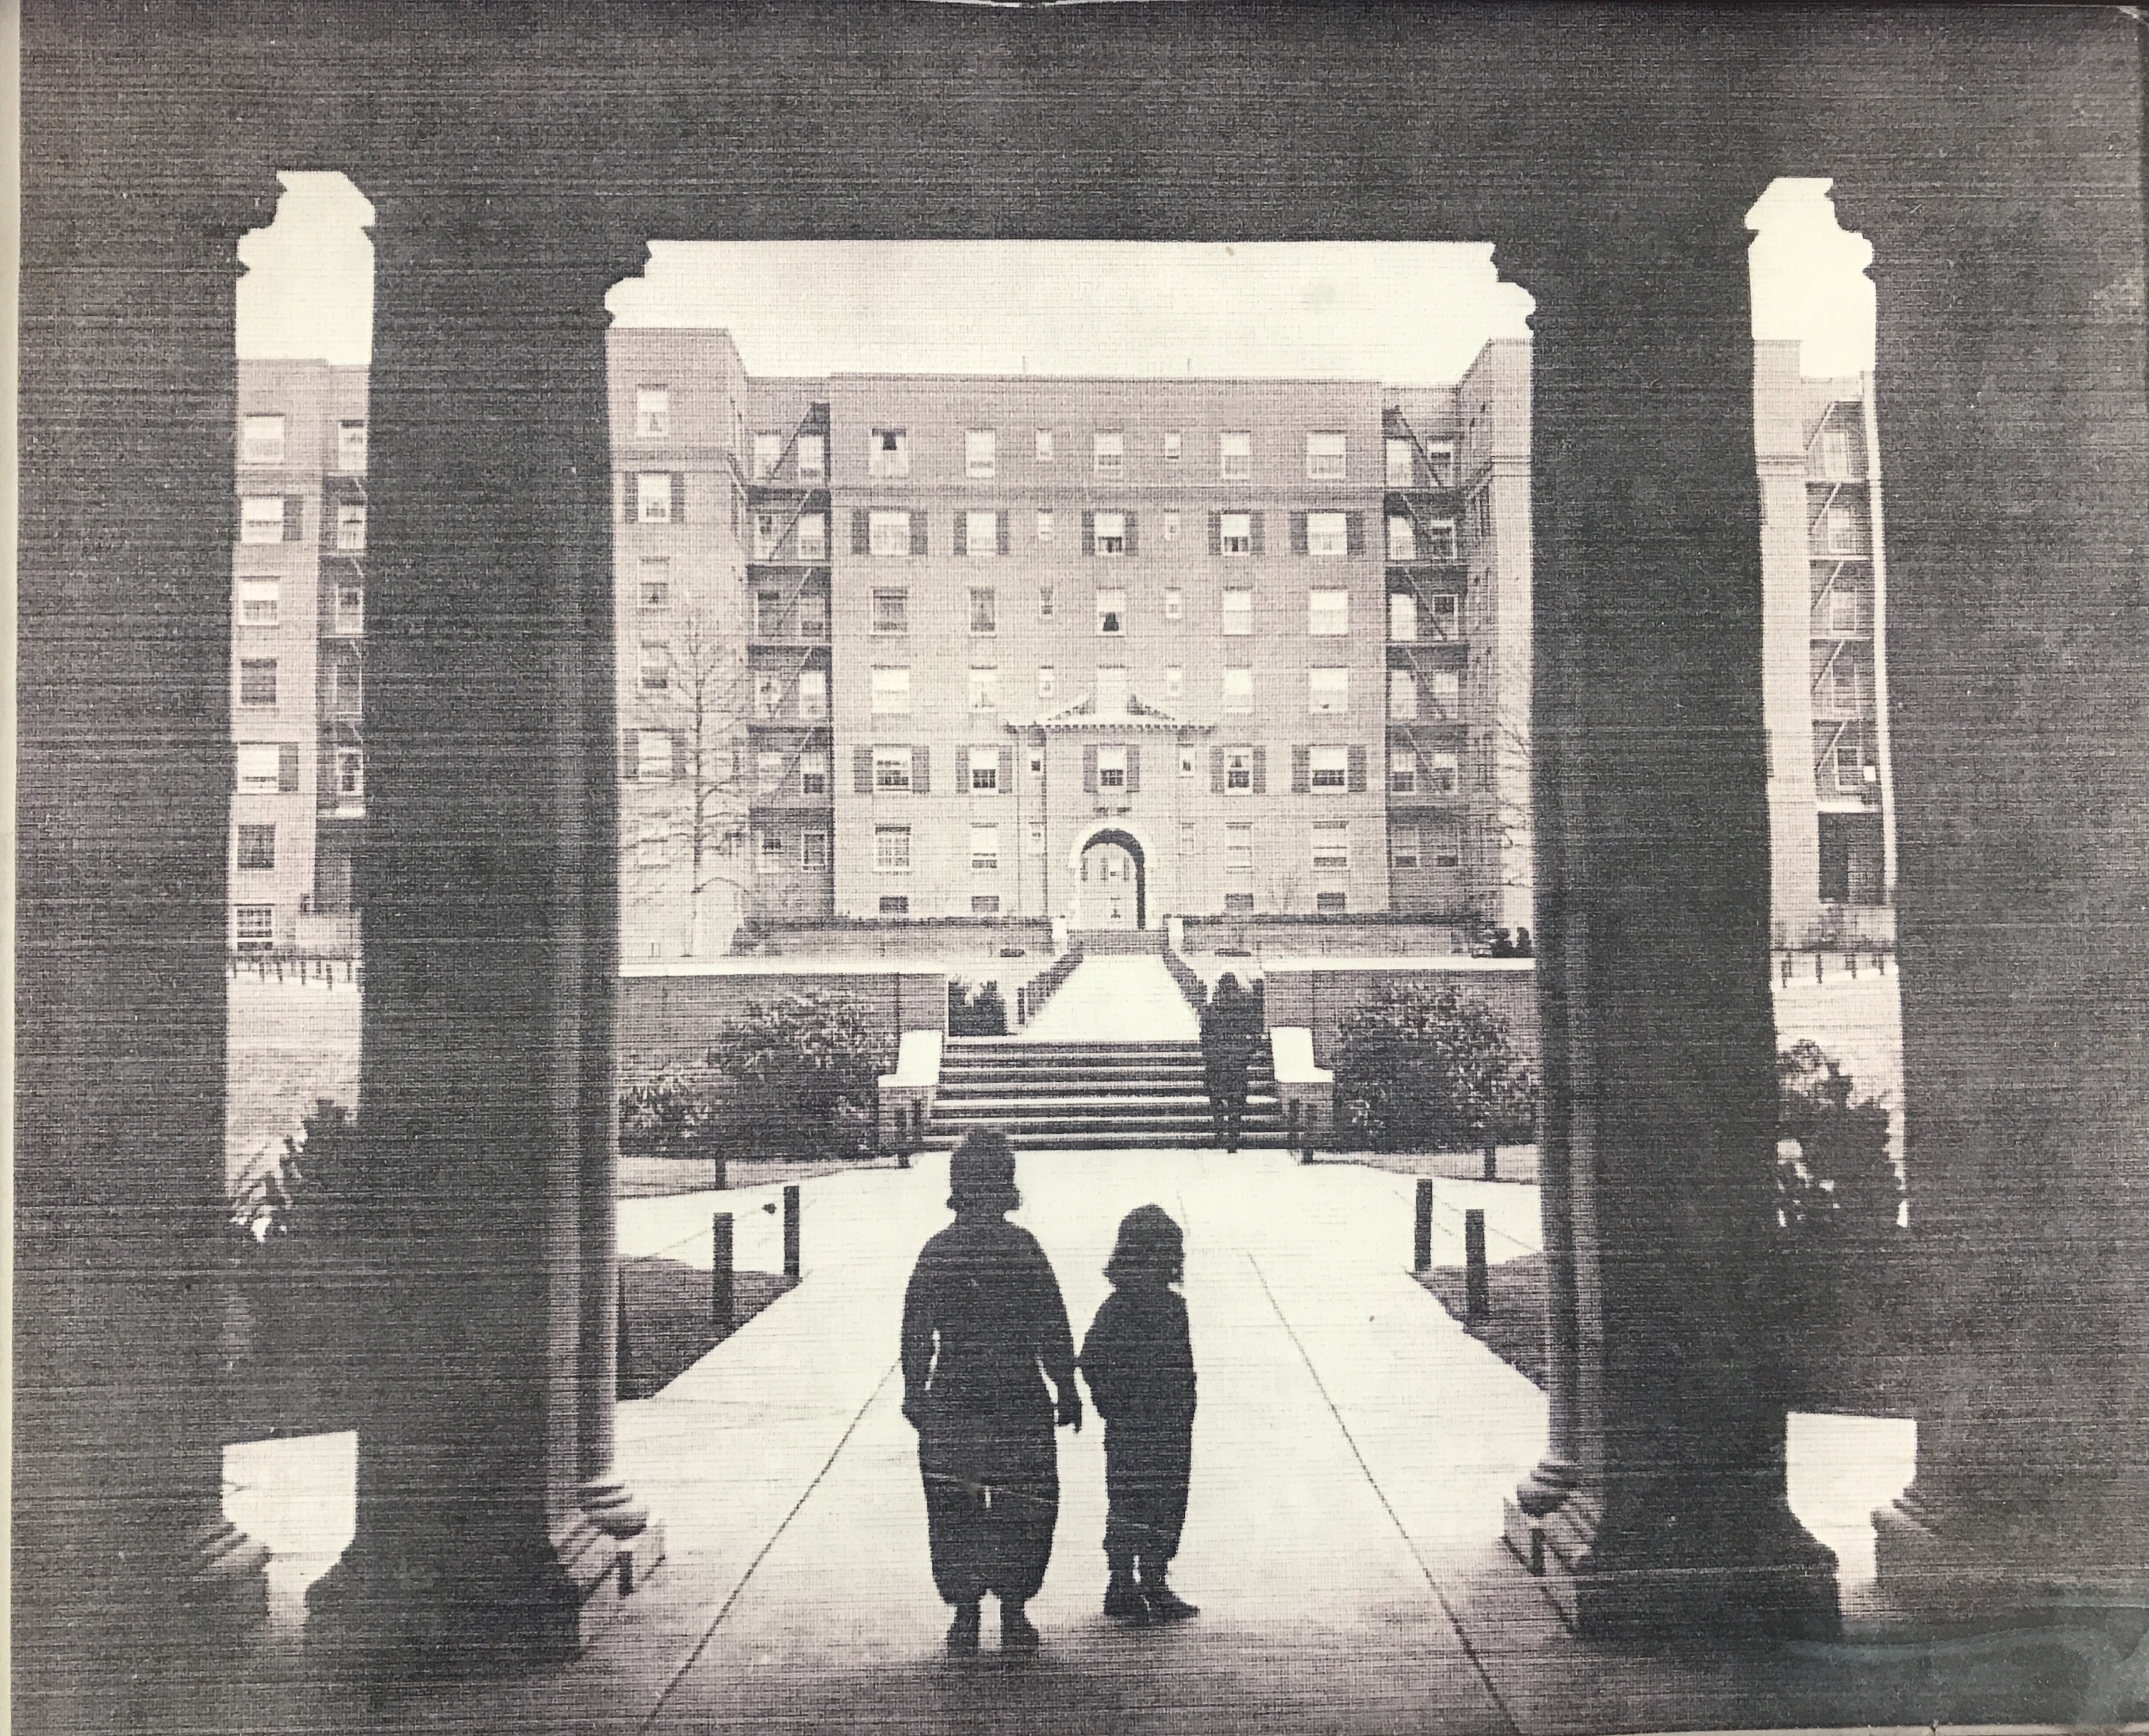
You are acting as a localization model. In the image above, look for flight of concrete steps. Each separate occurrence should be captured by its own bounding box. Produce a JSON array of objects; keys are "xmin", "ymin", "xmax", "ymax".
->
[{"xmin": 925, "ymin": 1037, "xmax": 1288, "ymax": 1151}]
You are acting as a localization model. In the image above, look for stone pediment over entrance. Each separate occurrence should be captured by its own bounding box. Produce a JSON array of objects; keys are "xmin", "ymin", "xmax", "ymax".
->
[{"xmin": 1023, "ymin": 690, "xmax": 1210, "ymax": 733}]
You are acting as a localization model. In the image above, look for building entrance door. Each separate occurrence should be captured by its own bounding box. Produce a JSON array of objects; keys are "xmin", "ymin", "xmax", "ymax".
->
[{"xmin": 1076, "ymin": 830, "xmax": 1146, "ymax": 930}]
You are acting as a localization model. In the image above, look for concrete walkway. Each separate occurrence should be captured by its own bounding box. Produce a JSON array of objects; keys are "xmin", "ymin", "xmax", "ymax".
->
[{"xmin": 1018, "ymin": 956, "xmax": 1202, "ymax": 1043}]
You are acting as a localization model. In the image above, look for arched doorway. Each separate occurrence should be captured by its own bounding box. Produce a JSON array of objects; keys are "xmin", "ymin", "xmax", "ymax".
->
[{"xmin": 1074, "ymin": 825, "xmax": 1146, "ymax": 931}]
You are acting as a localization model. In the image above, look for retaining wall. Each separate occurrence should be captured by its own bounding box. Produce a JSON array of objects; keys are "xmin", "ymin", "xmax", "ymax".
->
[
  {"xmin": 620, "ymin": 959, "xmax": 947, "ymax": 1070},
  {"xmin": 1261, "ymin": 956, "xmax": 1539, "ymax": 1068}
]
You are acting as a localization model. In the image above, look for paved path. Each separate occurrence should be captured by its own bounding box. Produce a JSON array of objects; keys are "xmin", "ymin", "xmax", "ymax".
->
[{"xmin": 1017, "ymin": 956, "xmax": 1203, "ymax": 1043}]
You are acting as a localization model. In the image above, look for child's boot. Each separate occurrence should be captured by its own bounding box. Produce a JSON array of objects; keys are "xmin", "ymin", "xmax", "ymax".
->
[
  {"xmin": 1141, "ymin": 1560, "xmax": 1199, "ymax": 1622},
  {"xmin": 1104, "ymin": 1553, "xmax": 1151, "ymax": 1625},
  {"xmin": 999, "ymin": 1598, "xmax": 1041, "ymax": 1653},
  {"xmin": 947, "ymin": 1600, "xmax": 981, "ymax": 1654}
]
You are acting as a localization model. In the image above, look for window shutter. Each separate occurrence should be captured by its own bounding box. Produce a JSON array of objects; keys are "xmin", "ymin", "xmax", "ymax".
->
[
  {"xmin": 1292, "ymin": 747, "xmax": 1311, "ymax": 794},
  {"xmin": 1082, "ymin": 744, "xmax": 1098, "ymax": 793},
  {"xmin": 623, "ymin": 732, "xmax": 642, "ymax": 782},
  {"xmin": 1347, "ymin": 745, "xmax": 1369, "ymax": 792},
  {"xmin": 1208, "ymin": 512, "xmax": 1222, "ymax": 556},
  {"xmin": 1289, "ymin": 512, "xmax": 1309, "ymax": 556},
  {"xmin": 1125, "ymin": 745, "xmax": 1142, "ymax": 793},
  {"xmin": 908, "ymin": 512, "xmax": 927, "ymax": 557},
  {"xmin": 952, "ymin": 512, "xmax": 967, "ymax": 557},
  {"xmin": 995, "ymin": 512, "xmax": 1010, "ymax": 556},
  {"xmin": 1251, "ymin": 512, "xmax": 1266, "ymax": 556},
  {"xmin": 283, "ymin": 496, "xmax": 304, "ymax": 542},
  {"xmin": 1081, "ymin": 510, "xmax": 1095, "ymax": 556},
  {"xmin": 279, "ymin": 744, "xmax": 301, "ymax": 792},
  {"xmin": 852, "ymin": 509, "xmax": 871, "ymax": 555},
  {"xmin": 853, "ymin": 746, "xmax": 874, "ymax": 794},
  {"xmin": 911, "ymin": 745, "xmax": 930, "ymax": 795},
  {"xmin": 670, "ymin": 730, "xmax": 687, "ymax": 779},
  {"xmin": 1210, "ymin": 747, "xmax": 1225, "ymax": 793},
  {"xmin": 998, "ymin": 745, "xmax": 1014, "ymax": 794},
  {"xmin": 1252, "ymin": 745, "xmax": 1269, "ymax": 794},
  {"xmin": 1345, "ymin": 511, "xmax": 1366, "ymax": 556},
  {"xmin": 1123, "ymin": 513, "xmax": 1139, "ymax": 557},
  {"xmin": 670, "ymin": 473, "xmax": 686, "ymax": 523},
  {"xmin": 618, "ymin": 472, "xmax": 628, "ymax": 523}
]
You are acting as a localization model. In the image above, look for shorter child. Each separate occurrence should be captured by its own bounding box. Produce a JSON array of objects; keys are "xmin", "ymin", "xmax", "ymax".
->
[{"xmin": 1079, "ymin": 1205, "xmax": 1200, "ymax": 1625}]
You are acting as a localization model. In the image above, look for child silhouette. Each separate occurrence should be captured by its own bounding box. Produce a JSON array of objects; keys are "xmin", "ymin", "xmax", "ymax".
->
[{"xmin": 1079, "ymin": 1204, "xmax": 1200, "ymax": 1624}]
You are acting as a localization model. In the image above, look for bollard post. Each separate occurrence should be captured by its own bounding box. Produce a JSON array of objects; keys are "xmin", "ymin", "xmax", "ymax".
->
[
  {"xmin": 1482, "ymin": 1142, "xmax": 1499, "ymax": 1182},
  {"xmin": 1285, "ymin": 1101, "xmax": 1299, "ymax": 1158},
  {"xmin": 712, "ymin": 1151, "xmax": 727, "ymax": 1192},
  {"xmin": 711, "ymin": 1213, "xmax": 735, "ymax": 1333},
  {"xmin": 1780, "ymin": 951, "xmax": 1791, "ymax": 986},
  {"xmin": 1414, "ymin": 1179, "xmax": 1434, "ymax": 1273},
  {"xmin": 1848, "ymin": 948, "xmax": 1859, "ymax": 977},
  {"xmin": 783, "ymin": 1184, "xmax": 802, "ymax": 1280},
  {"xmin": 1815, "ymin": 951, "xmax": 1824, "ymax": 982},
  {"xmin": 617, "ymin": 1267, "xmax": 635, "ymax": 1396},
  {"xmin": 1464, "ymin": 1209, "xmax": 1489, "ymax": 1326},
  {"xmin": 1301, "ymin": 1104, "xmax": 1317, "ymax": 1166}
]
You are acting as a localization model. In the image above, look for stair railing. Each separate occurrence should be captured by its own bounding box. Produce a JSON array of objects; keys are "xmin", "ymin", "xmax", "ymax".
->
[{"xmin": 1015, "ymin": 944, "xmax": 1084, "ymax": 1026}]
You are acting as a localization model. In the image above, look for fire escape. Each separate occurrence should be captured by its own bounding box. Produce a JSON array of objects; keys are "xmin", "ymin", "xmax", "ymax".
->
[{"xmin": 1804, "ymin": 403, "xmax": 1878, "ymax": 807}]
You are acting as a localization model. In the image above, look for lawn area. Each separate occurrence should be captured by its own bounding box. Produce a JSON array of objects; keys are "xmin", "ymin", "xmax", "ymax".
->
[
  {"xmin": 227, "ymin": 977, "xmax": 361, "ymax": 1198},
  {"xmin": 618, "ymin": 1151, "xmax": 912, "ymax": 1199},
  {"xmin": 1419, "ymin": 1254, "xmax": 1548, "ymax": 1386},
  {"xmin": 617, "ymin": 1258, "xmax": 797, "ymax": 1398},
  {"xmin": 1314, "ymin": 1143, "xmax": 1539, "ymax": 1184}
]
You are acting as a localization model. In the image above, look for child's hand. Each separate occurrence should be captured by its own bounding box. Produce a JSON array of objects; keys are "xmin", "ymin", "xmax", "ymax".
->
[{"xmin": 1056, "ymin": 1390, "xmax": 1084, "ymax": 1432}]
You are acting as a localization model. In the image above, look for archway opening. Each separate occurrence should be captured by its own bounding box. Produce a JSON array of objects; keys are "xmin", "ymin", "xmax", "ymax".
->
[{"xmin": 1076, "ymin": 825, "xmax": 1146, "ymax": 931}]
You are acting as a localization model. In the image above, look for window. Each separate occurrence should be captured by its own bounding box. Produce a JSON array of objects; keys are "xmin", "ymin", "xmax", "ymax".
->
[
  {"xmin": 754, "ymin": 672, "xmax": 783, "ymax": 719},
  {"xmin": 1221, "ymin": 588, "xmax": 1253, "ymax": 635},
  {"xmin": 1306, "ymin": 431, "xmax": 1347, "ymax": 480},
  {"xmin": 873, "ymin": 746, "xmax": 912, "ymax": 792},
  {"xmin": 971, "ymin": 894, "xmax": 1000, "ymax": 916},
  {"xmin": 238, "ymin": 578, "xmax": 280, "ymax": 626},
  {"xmin": 239, "ymin": 660, "xmax": 278, "ymax": 706},
  {"xmin": 797, "ymin": 513, "xmax": 827, "ymax": 561},
  {"xmin": 795, "ymin": 592, "xmax": 827, "ymax": 639},
  {"xmin": 753, "ymin": 510, "xmax": 783, "ymax": 561},
  {"xmin": 1387, "ymin": 438, "xmax": 1414, "ymax": 488},
  {"xmin": 797, "ymin": 435, "xmax": 825, "ymax": 480},
  {"xmin": 1094, "ymin": 511, "xmax": 1127, "ymax": 557},
  {"xmin": 870, "ymin": 588, "xmax": 909, "ymax": 635},
  {"xmin": 880, "ymin": 896, "xmax": 910, "ymax": 915},
  {"xmin": 802, "ymin": 831, "xmax": 828, "ymax": 870},
  {"xmin": 637, "ymin": 729, "xmax": 673, "ymax": 782},
  {"xmin": 1222, "ymin": 667, "xmax": 1254, "ymax": 714},
  {"xmin": 1163, "ymin": 511, "xmax": 1181, "ymax": 545},
  {"xmin": 755, "ymin": 591, "xmax": 785, "ymax": 638},
  {"xmin": 1310, "ymin": 747, "xmax": 1349, "ymax": 792},
  {"xmin": 969, "ymin": 667, "xmax": 1000, "ymax": 713},
  {"xmin": 1220, "ymin": 512, "xmax": 1252, "ymax": 557},
  {"xmin": 1035, "ymin": 428, "xmax": 1055, "ymax": 463},
  {"xmin": 967, "ymin": 429, "xmax": 997, "ymax": 478},
  {"xmin": 636, "ymin": 472, "xmax": 673, "ymax": 523},
  {"xmin": 338, "ymin": 421, "xmax": 367, "ymax": 472},
  {"xmin": 1163, "ymin": 587, "xmax": 1182, "ymax": 620},
  {"xmin": 1097, "ymin": 745, "xmax": 1128, "ymax": 790},
  {"xmin": 640, "ymin": 643, "xmax": 670, "ymax": 691},
  {"xmin": 1310, "ymin": 668, "xmax": 1349, "ymax": 714},
  {"xmin": 234, "ymin": 906, "xmax": 276, "ymax": 950},
  {"xmin": 336, "ymin": 585, "xmax": 363, "ymax": 632},
  {"xmin": 1093, "ymin": 431, "xmax": 1124, "ymax": 477},
  {"xmin": 1307, "ymin": 512, "xmax": 1349, "ymax": 558},
  {"xmin": 1095, "ymin": 588, "xmax": 1127, "ymax": 635},
  {"xmin": 1309, "ymin": 590, "xmax": 1349, "ymax": 635},
  {"xmin": 875, "ymin": 826, "xmax": 912, "ymax": 871},
  {"xmin": 1389, "ymin": 749, "xmax": 1418, "ymax": 794},
  {"xmin": 1179, "ymin": 820, "xmax": 1197, "ymax": 855},
  {"xmin": 969, "ymin": 746, "xmax": 1000, "ymax": 792},
  {"xmin": 235, "ymin": 824, "xmax": 276, "ymax": 871},
  {"xmin": 1424, "ymin": 442, "xmax": 1456, "ymax": 487},
  {"xmin": 1225, "ymin": 824, "xmax": 1254, "ymax": 871},
  {"xmin": 798, "ymin": 670, "xmax": 827, "ymax": 720},
  {"xmin": 638, "ymin": 558, "xmax": 670, "ymax": 610},
  {"xmin": 329, "ymin": 502, "xmax": 364, "ymax": 552},
  {"xmin": 869, "ymin": 428, "xmax": 910, "ymax": 478},
  {"xmin": 1389, "ymin": 592, "xmax": 1417, "ymax": 642},
  {"xmin": 1836, "ymin": 740, "xmax": 1871, "ymax": 792},
  {"xmin": 970, "ymin": 825, "xmax": 1000, "ymax": 871},
  {"xmin": 239, "ymin": 497, "xmax": 286, "ymax": 543},
  {"xmin": 1387, "ymin": 517, "xmax": 1416, "ymax": 562},
  {"xmin": 1316, "ymin": 891, "xmax": 1349, "ymax": 914},
  {"xmin": 970, "ymin": 588, "xmax": 997, "ymax": 635},
  {"xmin": 635, "ymin": 386, "xmax": 669, "ymax": 438},
  {"xmin": 1824, "ymin": 503, "xmax": 1860, "ymax": 553},
  {"xmin": 756, "ymin": 830, "xmax": 788, "ymax": 874},
  {"xmin": 241, "ymin": 414, "xmax": 285, "ymax": 464},
  {"xmin": 1821, "ymin": 425, "xmax": 1852, "ymax": 477},
  {"xmin": 869, "ymin": 510, "xmax": 911, "ymax": 557},
  {"xmin": 753, "ymin": 433, "xmax": 782, "ymax": 480},
  {"xmin": 800, "ymin": 750, "xmax": 829, "ymax": 797},
  {"xmin": 1422, "ymin": 519, "xmax": 1458, "ymax": 560},
  {"xmin": 1038, "ymin": 583, "xmax": 1055, "ymax": 620},
  {"xmin": 870, "ymin": 666, "xmax": 912, "ymax": 714},
  {"xmin": 1829, "ymin": 588, "xmax": 1862, "ymax": 635},
  {"xmin": 1427, "ymin": 669, "xmax": 1461, "ymax": 717},
  {"xmin": 757, "ymin": 750, "xmax": 785, "ymax": 795},
  {"xmin": 1219, "ymin": 430, "xmax": 1251, "ymax": 480},
  {"xmin": 1312, "ymin": 821, "xmax": 1350, "ymax": 868},
  {"xmin": 1429, "ymin": 593, "xmax": 1460, "ymax": 637},
  {"xmin": 965, "ymin": 510, "xmax": 999, "ymax": 558},
  {"xmin": 637, "ymin": 821, "xmax": 670, "ymax": 869},
  {"xmin": 1389, "ymin": 669, "xmax": 1418, "ymax": 720},
  {"xmin": 1164, "ymin": 665, "xmax": 1184, "ymax": 703},
  {"xmin": 1225, "ymin": 748, "xmax": 1255, "ymax": 793},
  {"xmin": 1037, "ymin": 509, "xmax": 1055, "ymax": 543},
  {"xmin": 1036, "ymin": 666, "xmax": 1057, "ymax": 702},
  {"xmin": 1429, "ymin": 752, "xmax": 1459, "ymax": 794},
  {"xmin": 1467, "ymin": 487, "xmax": 1494, "ymax": 546},
  {"xmin": 1391, "ymin": 827, "xmax": 1421, "ymax": 870},
  {"xmin": 236, "ymin": 744, "xmax": 283, "ymax": 792}
]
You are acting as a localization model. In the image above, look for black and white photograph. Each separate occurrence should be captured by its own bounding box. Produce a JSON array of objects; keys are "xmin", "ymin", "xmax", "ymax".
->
[{"xmin": 13, "ymin": 4, "xmax": 2148, "ymax": 1732}]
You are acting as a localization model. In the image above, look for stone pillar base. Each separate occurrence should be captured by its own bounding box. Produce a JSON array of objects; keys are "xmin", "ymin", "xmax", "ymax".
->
[
  {"xmin": 613, "ymin": 1520, "xmax": 667, "ymax": 1596},
  {"xmin": 1526, "ymin": 1494, "xmax": 1841, "ymax": 1641},
  {"xmin": 1503, "ymin": 1456, "xmax": 1581, "ymax": 1577},
  {"xmin": 1875, "ymin": 1493, "xmax": 2149, "ymax": 1623},
  {"xmin": 306, "ymin": 1513, "xmax": 622, "ymax": 1676}
]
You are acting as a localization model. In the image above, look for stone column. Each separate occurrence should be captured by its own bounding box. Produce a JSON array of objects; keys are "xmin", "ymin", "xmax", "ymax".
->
[
  {"xmin": 14, "ymin": 176, "xmax": 276, "ymax": 1716},
  {"xmin": 1497, "ymin": 218, "xmax": 1839, "ymax": 1640},
  {"xmin": 305, "ymin": 194, "xmax": 654, "ymax": 1669},
  {"xmin": 1835, "ymin": 139, "xmax": 2149, "ymax": 1619}
]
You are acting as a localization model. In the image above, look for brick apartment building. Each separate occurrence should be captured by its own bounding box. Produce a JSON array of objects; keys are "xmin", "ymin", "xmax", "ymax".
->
[{"xmin": 224, "ymin": 336, "xmax": 1887, "ymax": 960}]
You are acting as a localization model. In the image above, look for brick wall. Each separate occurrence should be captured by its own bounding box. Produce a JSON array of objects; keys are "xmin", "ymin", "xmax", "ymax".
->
[
  {"xmin": 618, "ymin": 965, "xmax": 946, "ymax": 1073},
  {"xmin": 1261, "ymin": 958, "xmax": 1538, "ymax": 1067}
]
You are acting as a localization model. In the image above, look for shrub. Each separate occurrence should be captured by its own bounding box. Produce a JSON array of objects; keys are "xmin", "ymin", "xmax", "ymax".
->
[
  {"xmin": 1775, "ymin": 1041, "xmax": 1899, "ymax": 1240},
  {"xmin": 948, "ymin": 979, "xmax": 1008, "ymax": 1037},
  {"xmin": 619, "ymin": 1058, "xmax": 727, "ymax": 1162},
  {"xmin": 702, "ymin": 994, "xmax": 885, "ymax": 1161},
  {"xmin": 1332, "ymin": 982, "xmax": 1539, "ymax": 1153}
]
